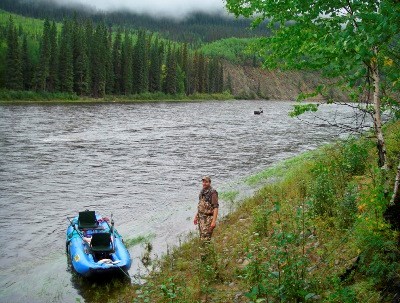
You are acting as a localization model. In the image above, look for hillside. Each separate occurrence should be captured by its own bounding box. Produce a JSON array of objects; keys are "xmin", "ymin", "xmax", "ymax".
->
[{"xmin": 0, "ymin": 0, "xmax": 269, "ymax": 44}]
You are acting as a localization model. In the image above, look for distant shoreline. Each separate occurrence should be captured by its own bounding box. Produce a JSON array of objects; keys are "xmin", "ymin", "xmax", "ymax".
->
[{"xmin": 0, "ymin": 91, "xmax": 236, "ymax": 105}]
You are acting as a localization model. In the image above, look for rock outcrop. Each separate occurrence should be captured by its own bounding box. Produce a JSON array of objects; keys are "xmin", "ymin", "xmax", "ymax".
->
[{"xmin": 223, "ymin": 60, "xmax": 349, "ymax": 101}]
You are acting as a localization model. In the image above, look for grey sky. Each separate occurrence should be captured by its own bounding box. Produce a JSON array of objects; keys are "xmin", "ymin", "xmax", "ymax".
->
[{"xmin": 56, "ymin": 0, "xmax": 227, "ymax": 18}]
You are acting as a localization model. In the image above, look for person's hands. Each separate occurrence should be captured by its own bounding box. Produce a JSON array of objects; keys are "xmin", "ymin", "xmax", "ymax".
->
[{"xmin": 210, "ymin": 221, "xmax": 216, "ymax": 231}]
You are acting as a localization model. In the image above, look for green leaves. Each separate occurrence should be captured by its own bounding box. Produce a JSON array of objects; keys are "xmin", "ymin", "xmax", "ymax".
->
[
  {"xmin": 225, "ymin": 0, "xmax": 400, "ymax": 102},
  {"xmin": 289, "ymin": 103, "xmax": 319, "ymax": 117}
]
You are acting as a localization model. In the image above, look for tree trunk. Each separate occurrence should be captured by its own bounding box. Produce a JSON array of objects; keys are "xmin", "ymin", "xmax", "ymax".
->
[
  {"xmin": 391, "ymin": 156, "xmax": 400, "ymax": 205},
  {"xmin": 371, "ymin": 48, "xmax": 388, "ymax": 169}
]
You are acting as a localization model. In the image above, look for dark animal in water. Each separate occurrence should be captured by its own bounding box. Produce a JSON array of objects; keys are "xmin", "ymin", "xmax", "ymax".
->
[{"xmin": 254, "ymin": 109, "xmax": 263, "ymax": 115}]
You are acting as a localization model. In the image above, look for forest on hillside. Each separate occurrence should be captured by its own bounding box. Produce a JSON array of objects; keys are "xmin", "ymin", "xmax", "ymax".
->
[
  {"xmin": 0, "ymin": 15, "xmax": 224, "ymax": 98},
  {"xmin": 0, "ymin": 0, "xmax": 269, "ymax": 44}
]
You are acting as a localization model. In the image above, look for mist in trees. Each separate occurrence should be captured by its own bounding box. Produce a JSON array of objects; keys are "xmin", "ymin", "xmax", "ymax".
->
[{"xmin": 0, "ymin": 0, "xmax": 268, "ymax": 44}]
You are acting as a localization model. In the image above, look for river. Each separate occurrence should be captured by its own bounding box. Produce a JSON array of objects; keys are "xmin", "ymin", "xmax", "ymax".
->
[{"xmin": 0, "ymin": 100, "xmax": 361, "ymax": 302}]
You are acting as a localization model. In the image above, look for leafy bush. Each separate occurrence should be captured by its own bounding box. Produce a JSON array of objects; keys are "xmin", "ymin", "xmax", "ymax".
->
[
  {"xmin": 309, "ymin": 161, "xmax": 338, "ymax": 216},
  {"xmin": 251, "ymin": 201, "xmax": 271, "ymax": 237},
  {"xmin": 309, "ymin": 139, "xmax": 369, "ymax": 218},
  {"xmin": 354, "ymin": 169, "xmax": 400, "ymax": 285},
  {"xmin": 244, "ymin": 201, "xmax": 318, "ymax": 302},
  {"xmin": 325, "ymin": 278, "xmax": 358, "ymax": 303},
  {"xmin": 336, "ymin": 182, "xmax": 358, "ymax": 229},
  {"xmin": 339, "ymin": 139, "xmax": 369, "ymax": 176}
]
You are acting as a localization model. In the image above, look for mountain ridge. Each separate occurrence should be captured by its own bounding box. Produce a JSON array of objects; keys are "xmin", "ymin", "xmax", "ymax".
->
[{"xmin": 0, "ymin": 0, "xmax": 269, "ymax": 44}]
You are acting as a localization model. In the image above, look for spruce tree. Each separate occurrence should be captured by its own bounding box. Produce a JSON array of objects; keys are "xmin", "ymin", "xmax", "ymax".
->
[
  {"xmin": 90, "ymin": 23, "xmax": 108, "ymax": 98},
  {"xmin": 207, "ymin": 58, "xmax": 223, "ymax": 94},
  {"xmin": 132, "ymin": 30, "xmax": 149, "ymax": 93},
  {"xmin": 121, "ymin": 30, "xmax": 133, "ymax": 94},
  {"xmin": 185, "ymin": 54, "xmax": 194, "ymax": 95},
  {"xmin": 197, "ymin": 53, "xmax": 206, "ymax": 93},
  {"xmin": 58, "ymin": 19, "xmax": 73, "ymax": 93},
  {"xmin": 48, "ymin": 21, "xmax": 58, "ymax": 92},
  {"xmin": 21, "ymin": 35, "xmax": 32, "ymax": 90},
  {"xmin": 204, "ymin": 57, "xmax": 210, "ymax": 93},
  {"xmin": 207, "ymin": 57, "xmax": 217, "ymax": 93},
  {"xmin": 5, "ymin": 17, "xmax": 23, "ymax": 90},
  {"xmin": 148, "ymin": 37, "xmax": 163, "ymax": 93},
  {"xmin": 35, "ymin": 19, "xmax": 51, "ymax": 91},
  {"xmin": 163, "ymin": 45, "xmax": 177, "ymax": 95},
  {"xmin": 182, "ymin": 43, "xmax": 191, "ymax": 95},
  {"xmin": 192, "ymin": 51, "xmax": 199, "ymax": 93},
  {"xmin": 157, "ymin": 41, "xmax": 165, "ymax": 91},
  {"xmin": 141, "ymin": 32, "xmax": 149, "ymax": 93},
  {"xmin": 105, "ymin": 29, "xmax": 114, "ymax": 95},
  {"xmin": 112, "ymin": 28, "xmax": 122, "ymax": 94},
  {"xmin": 84, "ymin": 20, "xmax": 94, "ymax": 93},
  {"xmin": 176, "ymin": 65, "xmax": 185, "ymax": 95},
  {"xmin": 72, "ymin": 17, "xmax": 90, "ymax": 95}
]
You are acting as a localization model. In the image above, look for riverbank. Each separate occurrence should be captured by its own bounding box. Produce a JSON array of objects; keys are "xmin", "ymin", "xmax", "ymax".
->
[
  {"xmin": 0, "ymin": 90, "xmax": 234, "ymax": 105},
  {"xmin": 2, "ymin": 100, "xmax": 357, "ymax": 303},
  {"xmin": 114, "ymin": 121, "xmax": 400, "ymax": 303}
]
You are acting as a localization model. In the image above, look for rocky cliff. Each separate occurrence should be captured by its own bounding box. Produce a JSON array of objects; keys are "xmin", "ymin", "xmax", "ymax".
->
[{"xmin": 223, "ymin": 60, "xmax": 348, "ymax": 101}]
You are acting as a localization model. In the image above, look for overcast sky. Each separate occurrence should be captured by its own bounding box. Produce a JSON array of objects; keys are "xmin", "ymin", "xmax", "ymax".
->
[{"xmin": 55, "ymin": 0, "xmax": 227, "ymax": 18}]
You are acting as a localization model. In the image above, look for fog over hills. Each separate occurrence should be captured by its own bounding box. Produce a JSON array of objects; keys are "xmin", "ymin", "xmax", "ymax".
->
[
  {"xmin": 0, "ymin": 0, "xmax": 268, "ymax": 43},
  {"xmin": 52, "ymin": 0, "xmax": 226, "ymax": 19},
  {"xmin": 2, "ymin": 0, "xmax": 226, "ymax": 19}
]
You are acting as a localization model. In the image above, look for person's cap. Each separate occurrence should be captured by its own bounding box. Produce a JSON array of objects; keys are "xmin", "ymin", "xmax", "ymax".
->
[{"xmin": 201, "ymin": 176, "xmax": 211, "ymax": 182}]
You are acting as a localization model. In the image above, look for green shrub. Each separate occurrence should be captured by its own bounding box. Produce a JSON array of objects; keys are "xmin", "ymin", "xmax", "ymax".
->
[
  {"xmin": 309, "ymin": 161, "xmax": 338, "ymax": 216},
  {"xmin": 325, "ymin": 278, "xmax": 358, "ymax": 303},
  {"xmin": 339, "ymin": 139, "xmax": 369, "ymax": 176},
  {"xmin": 309, "ymin": 139, "xmax": 369, "ymax": 218},
  {"xmin": 336, "ymin": 182, "xmax": 358, "ymax": 229},
  {"xmin": 251, "ymin": 201, "xmax": 271, "ymax": 237}
]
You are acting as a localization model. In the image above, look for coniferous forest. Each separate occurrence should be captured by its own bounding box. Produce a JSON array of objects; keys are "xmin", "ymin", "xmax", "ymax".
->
[{"xmin": 0, "ymin": 15, "xmax": 224, "ymax": 98}]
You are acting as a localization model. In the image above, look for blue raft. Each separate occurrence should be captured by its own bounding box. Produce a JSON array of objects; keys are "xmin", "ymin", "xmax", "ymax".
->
[{"xmin": 66, "ymin": 210, "xmax": 131, "ymax": 277}]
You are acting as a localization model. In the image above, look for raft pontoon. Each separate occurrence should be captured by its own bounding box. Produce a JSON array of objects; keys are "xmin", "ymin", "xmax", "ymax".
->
[{"xmin": 66, "ymin": 210, "xmax": 131, "ymax": 277}]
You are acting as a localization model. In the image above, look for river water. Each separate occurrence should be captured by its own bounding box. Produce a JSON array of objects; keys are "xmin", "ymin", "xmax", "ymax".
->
[{"xmin": 0, "ymin": 100, "xmax": 362, "ymax": 302}]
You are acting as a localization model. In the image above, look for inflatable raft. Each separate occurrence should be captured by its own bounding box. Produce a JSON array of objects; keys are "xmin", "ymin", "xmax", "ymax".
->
[{"xmin": 66, "ymin": 210, "xmax": 131, "ymax": 277}]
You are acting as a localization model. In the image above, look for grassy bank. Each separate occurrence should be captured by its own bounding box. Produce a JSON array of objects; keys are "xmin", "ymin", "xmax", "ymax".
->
[
  {"xmin": 107, "ymin": 121, "xmax": 400, "ymax": 303},
  {"xmin": 0, "ymin": 90, "xmax": 234, "ymax": 104}
]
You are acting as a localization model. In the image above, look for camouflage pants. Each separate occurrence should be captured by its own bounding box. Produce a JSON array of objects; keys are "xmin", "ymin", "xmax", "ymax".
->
[{"xmin": 198, "ymin": 214, "xmax": 213, "ymax": 241}]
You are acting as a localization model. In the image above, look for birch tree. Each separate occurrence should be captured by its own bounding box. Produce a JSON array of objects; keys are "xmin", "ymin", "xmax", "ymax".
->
[
  {"xmin": 226, "ymin": 0, "xmax": 400, "ymax": 203},
  {"xmin": 226, "ymin": 0, "xmax": 399, "ymax": 169}
]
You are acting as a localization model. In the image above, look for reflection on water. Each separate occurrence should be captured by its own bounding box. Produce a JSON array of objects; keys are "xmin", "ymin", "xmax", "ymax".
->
[{"xmin": 0, "ymin": 100, "xmax": 362, "ymax": 302}]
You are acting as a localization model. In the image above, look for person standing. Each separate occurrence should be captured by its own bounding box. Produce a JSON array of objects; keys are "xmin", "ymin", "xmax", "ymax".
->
[{"xmin": 193, "ymin": 176, "xmax": 219, "ymax": 241}]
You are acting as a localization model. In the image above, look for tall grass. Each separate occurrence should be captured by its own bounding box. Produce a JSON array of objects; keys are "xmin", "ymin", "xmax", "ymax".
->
[{"xmin": 115, "ymin": 121, "xmax": 400, "ymax": 303}]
